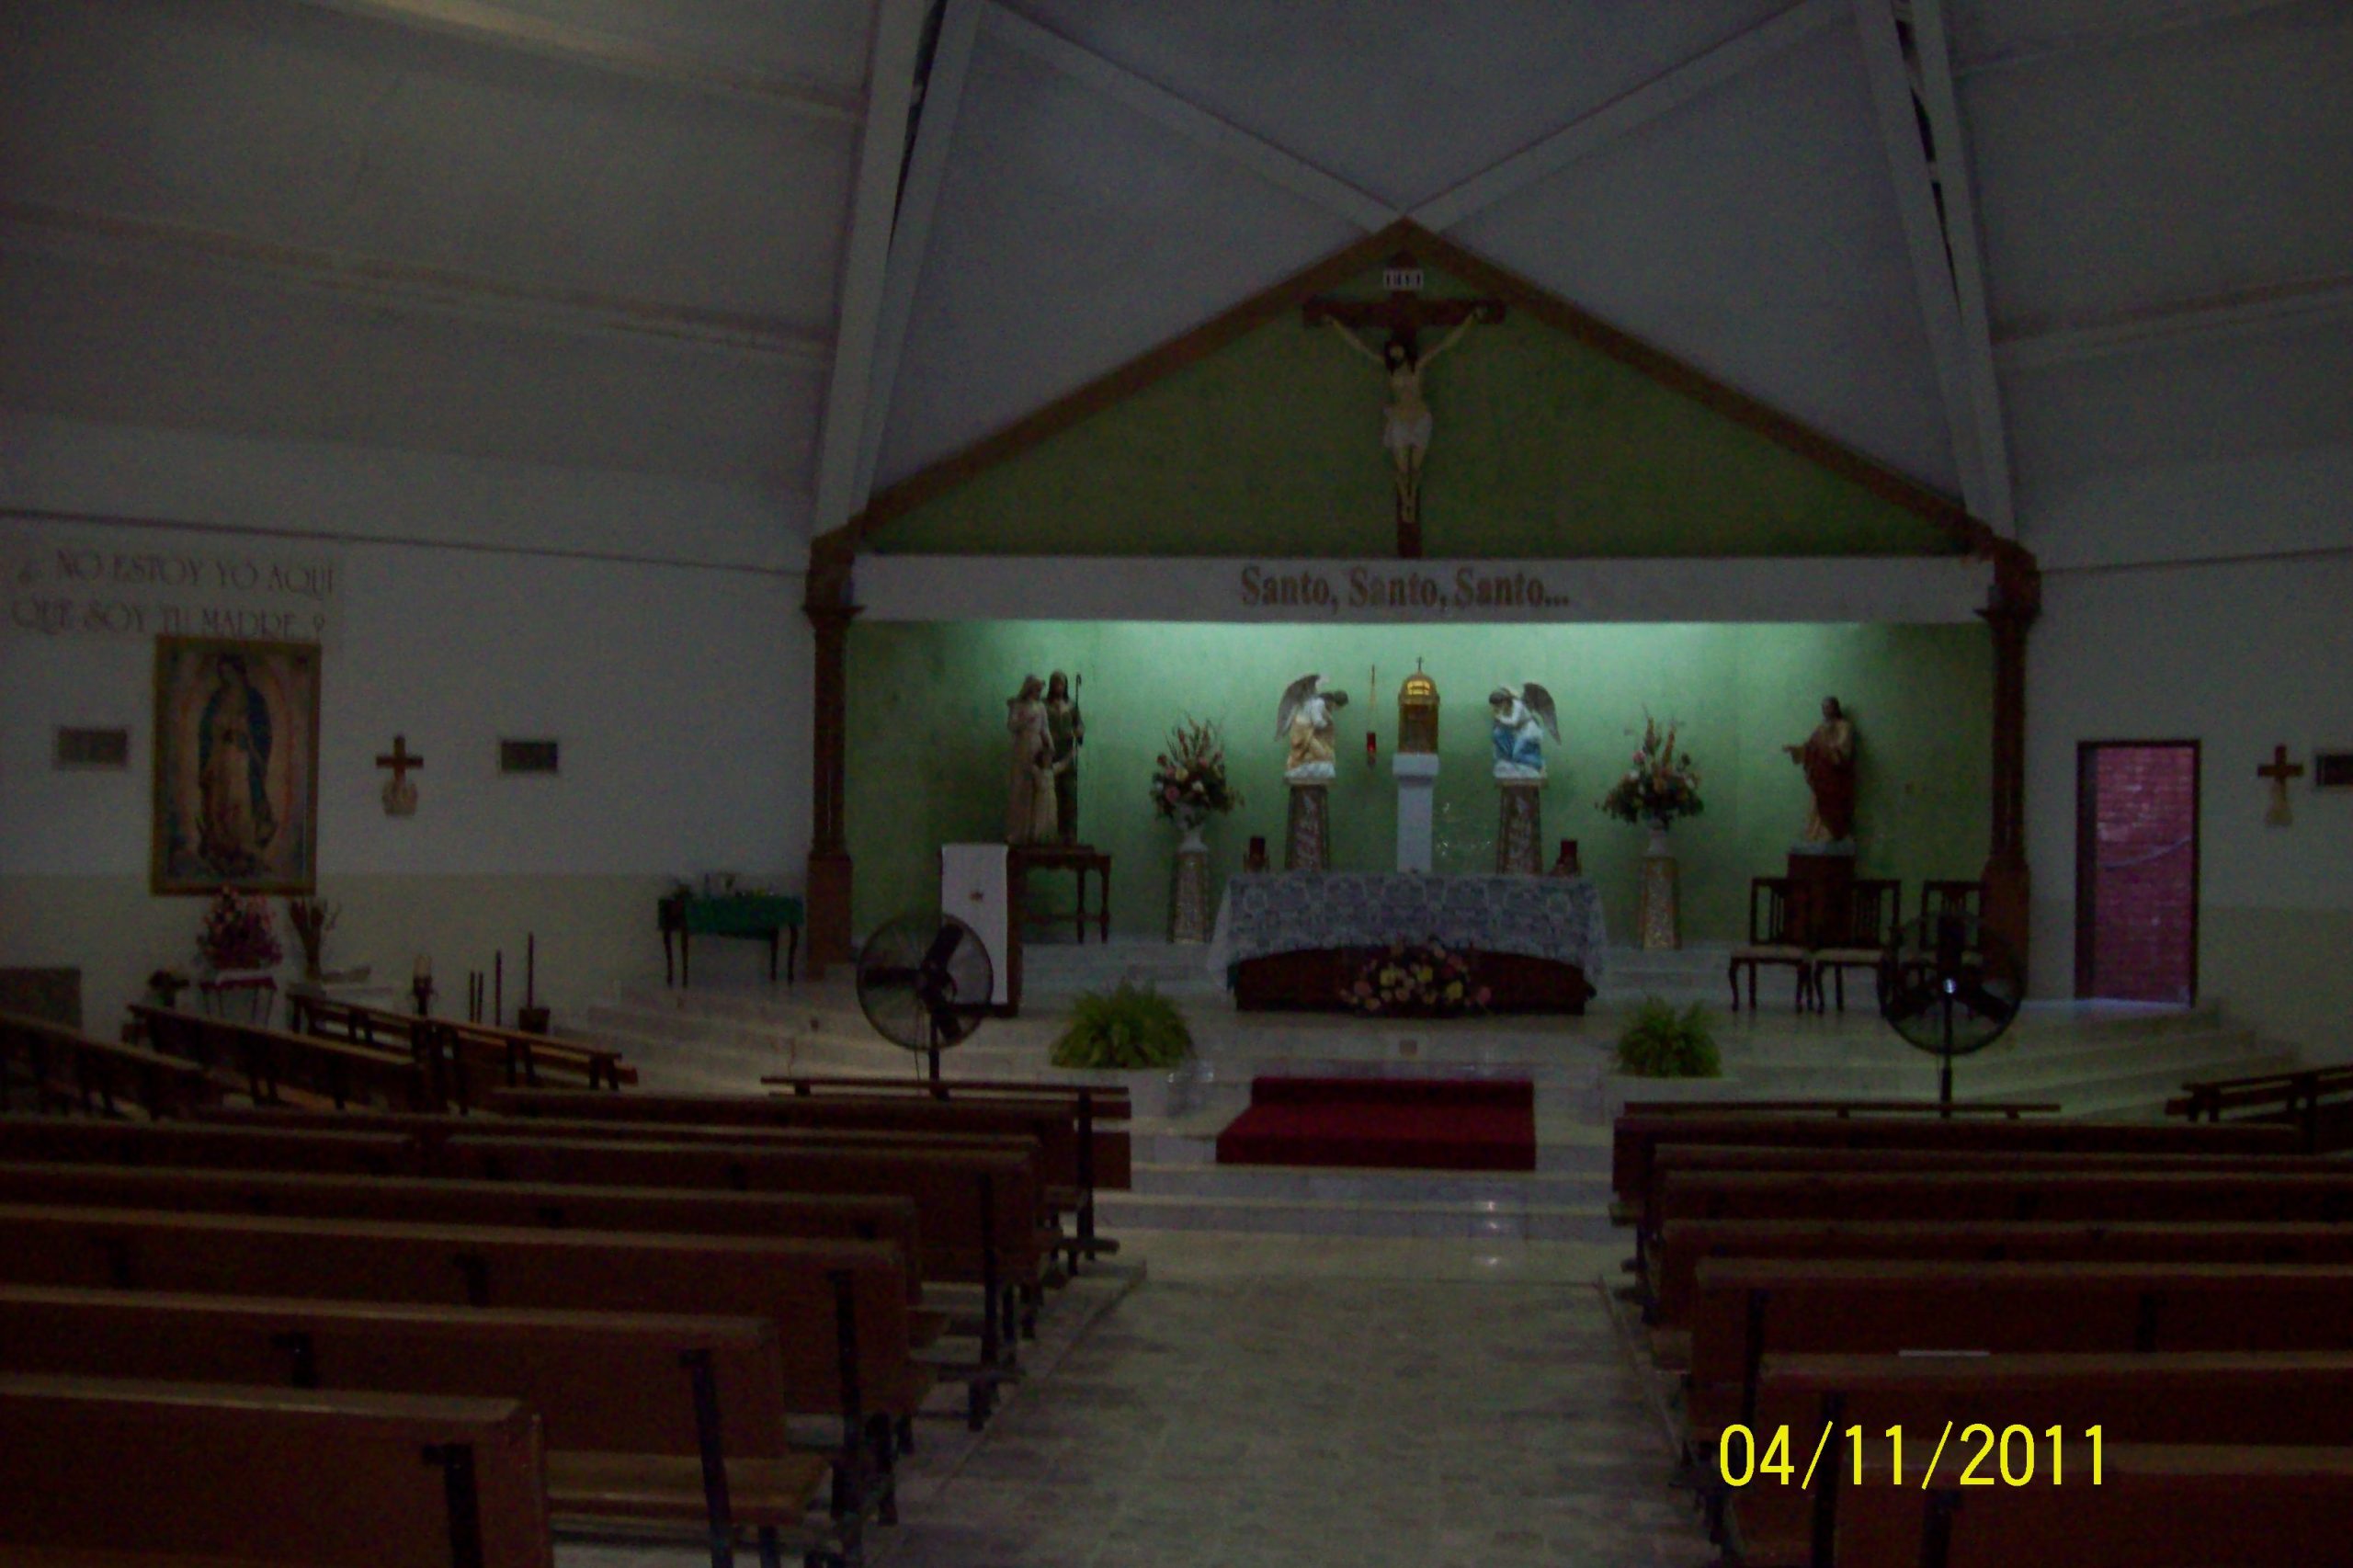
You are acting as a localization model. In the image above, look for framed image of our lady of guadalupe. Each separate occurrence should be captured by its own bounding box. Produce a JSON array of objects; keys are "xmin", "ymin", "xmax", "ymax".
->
[{"xmin": 151, "ymin": 637, "xmax": 322, "ymax": 895}]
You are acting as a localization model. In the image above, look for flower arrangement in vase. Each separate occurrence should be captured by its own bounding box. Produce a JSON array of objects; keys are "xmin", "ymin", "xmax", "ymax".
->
[
  {"xmin": 1346, "ymin": 939, "xmax": 1493, "ymax": 1017},
  {"xmin": 196, "ymin": 887, "xmax": 284, "ymax": 974},
  {"xmin": 1597, "ymin": 717, "xmax": 1704, "ymax": 842},
  {"xmin": 1150, "ymin": 719, "xmax": 1240, "ymax": 844}
]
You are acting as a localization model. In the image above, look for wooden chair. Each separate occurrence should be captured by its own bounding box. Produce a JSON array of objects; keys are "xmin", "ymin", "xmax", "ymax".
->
[
  {"xmin": 1920, "ymin": 878, "xmax": 1984, "ymax": 928},
  {"xmin": 1807, "ymin": 878, "xmax": 1900, "ymax": 1014},
  {"xmin": 1727, "ymin": 878, "xmax": 1811, "ymax": 1012}
]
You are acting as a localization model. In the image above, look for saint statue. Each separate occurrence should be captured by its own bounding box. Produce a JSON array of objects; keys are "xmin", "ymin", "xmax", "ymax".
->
[
  {"xmin": 1783, "ymin": 697, "xmax": 1859, "ymax": 843},
  {"xmin": 1322, "ymin": 316, "xmax": 1480, "ymax": 528},
  {"xmin": 1274, "ymin": 673, "xmax": 1349, "ymax": 781},
  {"xmin": 1005, "ymin": 676, "xmax": 1058, "ymax": 846},
  {"xmin": 198, "ymin": 654, "xmax": 277, "ymax": 876},
  {"xmin": 1488, "ymin": 683, "xmax": 1560, "ymax": 779},
  {"xmin": 1045, "ymin": 671, "xmax": 1085, "ymax": 846}
]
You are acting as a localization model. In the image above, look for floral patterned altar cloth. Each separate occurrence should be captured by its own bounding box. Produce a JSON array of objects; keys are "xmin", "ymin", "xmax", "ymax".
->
[{"xmin": 1208, "ymin": 872, "xmax": 1608, "ymax": 981}]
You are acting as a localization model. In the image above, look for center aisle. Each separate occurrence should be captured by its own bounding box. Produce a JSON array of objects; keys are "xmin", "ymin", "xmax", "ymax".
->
[{"xmin": 861, "ymin": 1235, "xmax": 1709, "ymax": 1568}]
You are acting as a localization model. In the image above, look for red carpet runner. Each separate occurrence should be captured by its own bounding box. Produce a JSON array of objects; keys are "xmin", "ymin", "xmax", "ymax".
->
[{"xmin": 1214, "ymin": 1075, "xmax": 1537, "ymax": 1172}]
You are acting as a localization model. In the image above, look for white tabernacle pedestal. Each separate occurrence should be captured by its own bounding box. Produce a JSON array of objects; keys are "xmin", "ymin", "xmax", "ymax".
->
[{"xmin": 1392, "ymin": 752, "xmax": 1440, "ymax": 873}]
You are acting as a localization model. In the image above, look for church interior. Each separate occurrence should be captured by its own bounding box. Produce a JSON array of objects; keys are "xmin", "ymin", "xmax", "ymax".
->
[{"xmin": 4, "ymin": 2, "xmax": 2351, "ymax": 1564}]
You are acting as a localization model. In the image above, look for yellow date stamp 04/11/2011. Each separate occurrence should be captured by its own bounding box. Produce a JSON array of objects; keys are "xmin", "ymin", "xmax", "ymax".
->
[{"xmin": 1718, "ymin": 1424, "xmax": 2107, "ymax": 1490}]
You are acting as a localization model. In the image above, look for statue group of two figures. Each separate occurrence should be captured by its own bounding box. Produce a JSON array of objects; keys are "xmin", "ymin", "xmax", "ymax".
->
[
  {"xmin": 1275, "ymin": 673, "xmax": 1559, "ymax": 781},
  {"xmin": 1005, "ymin": 672, "xmax": 1084, "ymax": 847}
]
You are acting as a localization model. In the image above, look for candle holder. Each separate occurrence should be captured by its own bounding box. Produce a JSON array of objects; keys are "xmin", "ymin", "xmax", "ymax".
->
[{"xmin": 411, "ymin": 973, "xmax": 436, "ymax": 1017}]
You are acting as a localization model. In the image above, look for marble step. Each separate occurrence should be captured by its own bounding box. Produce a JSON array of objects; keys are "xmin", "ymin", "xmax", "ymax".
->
[
  {"xmin": 1096, "ymin": 1187, "xmax": 1617, "ymax": 1241},
  {"xmin": 1129, "ymin": 1131, "xmax": 1610, "ymax": 1173},
  {"xmin": 1127, "ymin": 1160, "xmax": 1608, "ymax": 1204}
]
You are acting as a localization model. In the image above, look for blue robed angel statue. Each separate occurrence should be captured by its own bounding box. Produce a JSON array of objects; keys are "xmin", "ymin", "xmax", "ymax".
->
[
  {"xmin": 196, "ymin": 654, "xmax": 278, "ymax": 875},
  {"xmin": 1489, "ymin": 683, "xmax": 1560, "ymax": 779}
]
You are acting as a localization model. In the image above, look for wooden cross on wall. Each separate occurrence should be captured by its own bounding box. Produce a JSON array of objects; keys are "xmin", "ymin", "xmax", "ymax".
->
[
  {"xmin": 377, "ymin": 734, "xmax": 424, "ymax": 818},
  {"xmin": 1304, "ymin": 251, "xmax": 1506, "ymax": 558},
  {"xmin": 2257, "ymin": 744, "xmax": 2305, "ymax": 826}
]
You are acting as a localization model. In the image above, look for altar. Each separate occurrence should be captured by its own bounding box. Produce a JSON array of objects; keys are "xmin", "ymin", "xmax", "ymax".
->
[{"xmin": 1209, "ymin": 871, "xmax": 1606, "ymax": 1014}]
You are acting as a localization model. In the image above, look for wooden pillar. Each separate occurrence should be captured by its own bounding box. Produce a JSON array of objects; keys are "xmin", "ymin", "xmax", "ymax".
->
[
  {"xmin": 803, "ymin": 547, "xmax": 861, "ymax": 973},
  {"xmin": 1978, "ymin": 562, "xmax": 2039, "ymax": 978}
]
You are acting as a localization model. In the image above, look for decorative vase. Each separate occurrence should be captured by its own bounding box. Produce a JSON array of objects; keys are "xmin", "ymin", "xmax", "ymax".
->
[
  {"xmin": 1169, "ymin": 811, "xmax": 1212, "ymax": 943},
  {"xmin": 1639, "ymin": 818, "xmax": 1680, "ymax": 951}
]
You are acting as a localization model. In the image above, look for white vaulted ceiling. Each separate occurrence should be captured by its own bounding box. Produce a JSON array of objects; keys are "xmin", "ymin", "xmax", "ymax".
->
[{"xmin": 5, "ymin": 0, "xmax": 2349, "ymax": 560}]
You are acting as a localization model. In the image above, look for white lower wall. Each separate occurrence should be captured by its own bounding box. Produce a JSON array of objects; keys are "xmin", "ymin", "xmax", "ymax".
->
[{"xmin": 1, "ymin": 416, "xmax": 813, "ymax": 1028}]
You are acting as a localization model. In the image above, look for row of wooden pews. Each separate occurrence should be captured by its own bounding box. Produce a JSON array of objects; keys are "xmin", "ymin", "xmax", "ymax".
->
[
  {"xmin": 1610, "ymin": 1103, "xmax": 2353, "ymax": 1566},
  {"xmin": 0, "ymin": 1010, "xmax": 1132, "ymax": 1568}
]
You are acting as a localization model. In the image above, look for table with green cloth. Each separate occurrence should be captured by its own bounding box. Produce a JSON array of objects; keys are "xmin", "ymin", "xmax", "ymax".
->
[{"xmin": 658, "ymin": 892, "xmax": 803, "ymax": 987}]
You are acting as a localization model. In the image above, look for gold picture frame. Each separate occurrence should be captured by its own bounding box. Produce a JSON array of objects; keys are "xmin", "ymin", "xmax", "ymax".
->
[{"xmin": 151, "ymin": 636, "xmax": 322, "ymax": 895}]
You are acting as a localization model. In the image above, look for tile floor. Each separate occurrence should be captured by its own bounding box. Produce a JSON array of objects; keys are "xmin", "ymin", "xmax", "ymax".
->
[{"xmin": 559, "ymin": 1234, "xmax": 1710, "ymax": 1568}]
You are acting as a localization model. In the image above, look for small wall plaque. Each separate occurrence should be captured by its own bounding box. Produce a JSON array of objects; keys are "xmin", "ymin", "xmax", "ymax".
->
[
  {"xmin": 2314, "ymin": 750, "xmax": 2353, "ymax": 791},
  {"xmin": 54, "ymin": 726, "xmax": 131, "ymax": 771},
  {"xmin": 498, "ymin": 738, "xmax": 561, "ymax": 776}
]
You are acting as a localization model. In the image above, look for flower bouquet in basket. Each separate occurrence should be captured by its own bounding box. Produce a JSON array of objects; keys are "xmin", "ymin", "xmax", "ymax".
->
[
  {"xmin": 195, "ymin": 886, "xmax": 283, "ymax": 973},
  {"xmin": 1149, "ymin": 719, "xmax": 1240, "ymax": 831},
  {"xmin": 1597, "ymin": 717, "xmax": 1704, "ymax": 828},
  {"xmin": 1346, "ymin": 939, "xmax": 1493, "ymax": 1017}
]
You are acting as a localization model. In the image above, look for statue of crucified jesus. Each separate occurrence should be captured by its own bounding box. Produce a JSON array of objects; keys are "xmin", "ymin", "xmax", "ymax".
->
[{"xmin": 1305, "ymin": 253, "xmax": 1506, "ymax": 557}]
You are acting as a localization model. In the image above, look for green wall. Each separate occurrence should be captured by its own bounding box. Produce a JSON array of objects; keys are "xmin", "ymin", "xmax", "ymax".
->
[
  {"xmin": 847, "ymin": 621, "xmax": 1992, "ymax": 947},
  {"xmin": 873, "ymin": 266, "xmax": 1957, "ymax": 560}
]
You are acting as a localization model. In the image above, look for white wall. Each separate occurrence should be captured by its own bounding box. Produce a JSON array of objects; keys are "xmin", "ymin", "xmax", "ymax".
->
[
  {"xmin": 2023, "ymin": 449, "xmax": 2353, "ymax": 1050},
  {"xmin": 0, "ymin": 415, "xmax": 813, "ymax": 1028}
]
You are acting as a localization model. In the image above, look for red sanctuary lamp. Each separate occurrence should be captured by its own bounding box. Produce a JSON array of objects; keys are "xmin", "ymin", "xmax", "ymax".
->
[{"xmin": 1366, "ymin": 730, "xmax": 1378, "ymax": 767}]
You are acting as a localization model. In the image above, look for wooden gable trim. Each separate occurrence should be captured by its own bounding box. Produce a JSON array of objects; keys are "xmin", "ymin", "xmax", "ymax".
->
[{"xmin": 811, "ymin": 218, "xmax": 2036, "ymax": 605}]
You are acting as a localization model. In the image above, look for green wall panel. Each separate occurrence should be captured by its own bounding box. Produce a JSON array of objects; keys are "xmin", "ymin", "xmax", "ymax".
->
[
  {"xmin": 872, "ymin": 266, "xmax": 1955, "ymax": 560},
  {"xmin": 846, "ymin": 621, "xmax": 1992, "ymax": 949}
]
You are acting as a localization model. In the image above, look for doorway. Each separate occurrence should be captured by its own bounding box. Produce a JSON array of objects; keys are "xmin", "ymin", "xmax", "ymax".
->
[{"xmin": 2075, "ymin": 741, "xmax": 2200, "ymax": 1004}]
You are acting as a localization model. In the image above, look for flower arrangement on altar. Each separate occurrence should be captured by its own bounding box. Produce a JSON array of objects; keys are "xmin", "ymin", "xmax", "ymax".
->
[
  {"xmin": 196, "ymin": 886, "xmax": 283, "ymax": 972},
  {"xmin": 1346, "ymin": 939, "xmax": 1493, "ymax": 1017},
  {"xmin": 1150, "ymin": 719, "xmax": 1240, "ymax": 826},
  {"xmin": 1597, "ymin": 716, "xmax": 1704, "ymax": 828}
]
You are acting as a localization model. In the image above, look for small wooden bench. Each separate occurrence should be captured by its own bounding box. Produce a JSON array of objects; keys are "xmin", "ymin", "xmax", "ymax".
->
[
  {"xmin": 0, "ymin": 1114, "xmax": 420, "ymax": 1175},
  {"xmin": 294, "ymin": 996, "xmax": 636, "ymax": 1091},
  {"xmin": 2170, "ymin": 1061, "xmax": 2353, "ymax": 1153},
  {"xmin": 1686, "ymin": 1258, "xmax": 2353, "ymax": 1440},
  {"xmin": 0, "ymin": 1202, "xmax": 919, "ymax": 1520},
  {"xmin": 0, "ymin": 1011, "xmax": 223, "ymax": 1120},
  {"xmin": 1610, "ymin": 1110, "xmax": 2300, "ymax": 1210},
  {"xmin": 0, "ymin": 1286, "xmax": 841, "ymax": 1568},
  {"xmin": 1730, "ymin": 1351, "xmax": 2353, "ymax": 1567},
  {"xmin": 1832, "ymin": 1444, "xmax": 2353, "ymax": 1566},
  {"xmin": 131, "ymin": 1004, "xmax": 447, "ymax": 1112},
  {"xmin": 0, "ymin": 1372, "xmax": 551, "ymax": 1568}
]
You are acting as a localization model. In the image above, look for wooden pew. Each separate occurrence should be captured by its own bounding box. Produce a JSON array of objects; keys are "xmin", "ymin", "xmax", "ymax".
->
[
  {"xmin": 439, "ymin": 1133, "xmax": 1039, "ymax": 1401},
  {"xmin": 1654, "ymin": 1217, "xmax": 2353, "ymax": 1331},
  {"xmin": 0, "ymin": 1372, "xmax": 551, "ymax": 1568},
  {"xmin": 1832, "ymin": 1444, "xmax": 2353, "ymax": 1567},
  {"xmin": 188, "ymin": 1104, "xmax": 1023, "ymax": 1162},
  {"xmin": 1730, "ymin": 1350, "xmax": 2353, "ymax": 1567},
  {"xmin": 0, "ymin": 1202, "xmax": 920, "ymax": 1509},
  {"xmin": 1633, "ymin": 1141, "xmax": 2313, "ymax": 1250},
  {"xmin": 0, "ymin": 1010, "xmax": 223, "ymax": 1120},
  {"xmin": 0, "ymin": 1161, "xmax": 926, "ymax": 1298},
  {"xmin": 1609, "ymin": 1111, "xmax": 2301, "ymax": 1211},
  {"xmin": 2170, "ymin": 1061, "xmax": 2353, "ymax": 1153},
  {"xmin": 1621, "ymin": 1098, "xmax": 2057, "ymax": 1119},
  {"xmin": 292, "ymin": 994, "xmax": 637, "ymax": 1091},
  {"xmin": 0, "ymin": 1286, "xmax": 837, "ymax": 1568},
  {"xmin": 0, "ymin": 1114, "xmax": 420, "ymax": 1175},
  {"xmin": 763, "ymin": 1074, "xmax": 1131, "ymax": 1262},
  {"xmin": 1686, "ymin": 1258, "xmax": 2353, "ymax": 1439},
  {"xmin": 1656, "ymin": 1167, "xmax": 2353, "ymax": 1232},
  {"xmin": 131, "ymin": 1004, "xmax": 447, "ymax": 1112}
]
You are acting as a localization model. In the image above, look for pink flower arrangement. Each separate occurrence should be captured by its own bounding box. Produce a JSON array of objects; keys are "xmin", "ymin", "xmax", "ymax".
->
[
  {"xmin": 1149, "ymin": 719, "xmax": 1240, "ymax": 824},
  {"xmin": 1597, "ymin": 716, "xmax": 1704, "ymax": 827},
  {"xmin": 195, "ymin": 886, "xmax": 283, "ymax": 972},
  {"xmin": 1346, "ymin": 939, "xmax": 1492, "ymax": 1017}
]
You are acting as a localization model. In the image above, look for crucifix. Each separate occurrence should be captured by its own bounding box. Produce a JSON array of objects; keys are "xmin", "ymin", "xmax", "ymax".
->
[
  {"xmin": 1305, "ymin": 250, "xmax": 1506, "ymax": 558},
  {"xmin": 377, "ymin": 733, "xmax": 424, "ymax": 817},
  {"xmin": 2256, "ymin": 744, "xmax": 2305, "ymax": 827}
]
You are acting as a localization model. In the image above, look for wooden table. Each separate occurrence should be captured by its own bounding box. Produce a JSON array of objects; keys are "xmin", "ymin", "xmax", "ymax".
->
[
  {"xmin": 658, "ymin": 892, "xmax": 802, "ymax": 986},
  {"xmin": 1012, "ymin": 844, "xmax": 1110, "ymax": 944}
]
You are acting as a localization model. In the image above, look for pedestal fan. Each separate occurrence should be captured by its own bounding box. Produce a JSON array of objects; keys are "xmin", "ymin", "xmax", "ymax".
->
[
  {"xmin": 855, "ymin": 911, "xmax": 996, "ymax": 1082},
  {"xmin": 1879, "ymin": 911, "xmax": 2025, "ymax": 1107}
]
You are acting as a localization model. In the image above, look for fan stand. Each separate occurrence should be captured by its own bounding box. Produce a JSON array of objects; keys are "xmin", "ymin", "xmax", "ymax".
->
[
  {"xmin": 925, "ymin": 1012, "xmax": 946, "ymax": 1086},
  {"xmin": 1938, "ymin": 993, "xmax": 1958, "ymax": 1108}
]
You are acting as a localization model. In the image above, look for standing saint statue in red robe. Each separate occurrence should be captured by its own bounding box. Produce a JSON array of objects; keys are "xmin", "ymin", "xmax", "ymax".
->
[{"xmin": 1784, "ymin": 697, "xmax": 1858, "ymax": 843}]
